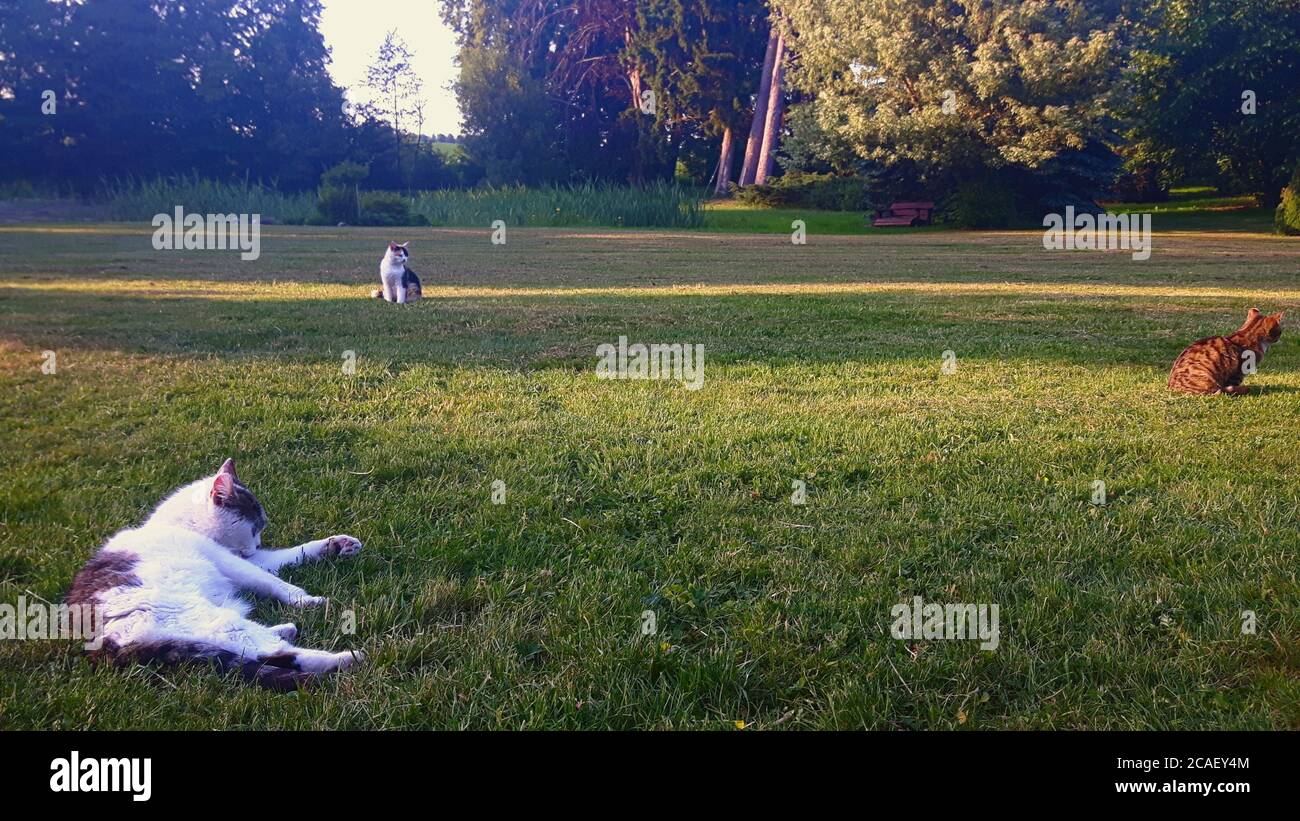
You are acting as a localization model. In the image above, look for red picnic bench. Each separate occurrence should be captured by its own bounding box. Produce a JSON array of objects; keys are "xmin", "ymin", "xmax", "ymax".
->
[{"xmin": 870, "ymin": 201, "xmax": 935, "ymax": 227}]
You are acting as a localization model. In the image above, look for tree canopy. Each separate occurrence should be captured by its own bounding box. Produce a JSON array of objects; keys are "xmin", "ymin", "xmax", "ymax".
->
[
  {"xmin": 1, "ymin": 0, "xmax": 1296, "ymax": 208},
  {"xmin": 0, "ymin": 0, "xmax": 474, "ymax": 192},
  {"xmin": 0, "ymin": 0, "xmax": 356, "ymax": 189},
  {"xmin": 1123, "ymin": 0, "xmax": 1300, "ymax": 203},
  {"xmin": 773, "ymin": 0, "xmax": 1127, "ymax": 188}
]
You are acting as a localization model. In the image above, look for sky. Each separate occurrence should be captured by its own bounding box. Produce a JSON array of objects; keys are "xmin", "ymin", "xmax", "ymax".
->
[{"xmin": 319, "ymin": 0, "xmax": 463, "ymax": 136}]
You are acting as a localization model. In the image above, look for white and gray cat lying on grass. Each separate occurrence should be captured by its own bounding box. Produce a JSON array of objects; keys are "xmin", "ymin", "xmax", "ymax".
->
[{"xmin": 69, "ymin": 459, "xmax": 363, "ymax": 690}]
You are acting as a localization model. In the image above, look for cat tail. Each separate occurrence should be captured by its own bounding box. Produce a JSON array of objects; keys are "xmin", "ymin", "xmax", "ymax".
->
[{"xmin": 102, "ymin": 638, "xmax": 317, "ymax": 692}]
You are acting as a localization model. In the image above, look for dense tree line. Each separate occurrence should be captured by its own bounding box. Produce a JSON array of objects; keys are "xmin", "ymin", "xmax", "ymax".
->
[
  {"xmin": 1, "ymin": 0, "xmax": 1296, "ymax": 210},
  {"xmin": 1122, "ymin": 0, "xmax": 1300, "ymax": 206},
  {"xmin": 449, "ymin": 0, "xmax": 1299, "ymax": 208},
  {"xmin": 442, "ymin": 0, "xmax": 776, "ymax": 188},
  {"xmin": 0, "ymin": 0, "xmax": 475, "ymax": 192}
]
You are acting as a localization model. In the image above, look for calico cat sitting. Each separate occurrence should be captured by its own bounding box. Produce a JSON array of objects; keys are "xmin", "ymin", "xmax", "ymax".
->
[
  {"xmin": 68, "ymin": 459, "xmax": 364, "ymax": 690},
  {"xmin": 1168, "ymin": 308, "xmax": 1284, "ymax": 395},
  {"xmin": 370, "ymin": 241, "xmax": 422, "ymax": 303}
]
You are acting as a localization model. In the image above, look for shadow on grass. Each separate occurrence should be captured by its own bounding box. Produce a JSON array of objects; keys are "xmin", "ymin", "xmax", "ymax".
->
[{"xmin": 3, "ymin": 286, "xmax": 1289, "ymax": 373}]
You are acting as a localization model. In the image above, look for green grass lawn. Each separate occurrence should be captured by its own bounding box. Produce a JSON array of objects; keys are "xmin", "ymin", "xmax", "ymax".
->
[
  {"xmin": 706, "ymin": 185, "xmax": 1277, "ymax": 234},
  {"xmin": 703, "ymin": 199, "xmax": 884, "ymax": 234},
  {"xmin": 0, "ymin": 222, "xmax": 1297, "ymax": 729},
  {"xmin": 1099, "ymin": 186, "xmax": 1277, "ymax": 233},
  {"xmin": 429, "ymin": 141, "xmax": 465, "ymax": 159}
]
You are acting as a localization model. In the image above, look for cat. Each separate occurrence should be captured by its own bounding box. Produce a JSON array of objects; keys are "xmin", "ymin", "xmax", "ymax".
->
[
  {"xmin": 67, "ymin": 459, "xmax": 364, "ymax": 690},
  {"xmin": 1167, "ymin": 308, "xmax": 1284, "ymax": 395},
  {"xmin": 370, "ymin": 241, "xmax": 422, "ymax": 303}
]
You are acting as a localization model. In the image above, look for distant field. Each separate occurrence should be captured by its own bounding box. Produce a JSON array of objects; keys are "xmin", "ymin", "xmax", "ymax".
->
[
  {"xmin": 0, "ymin": 222, "xmax": 1296, "ymax": 729},
  {"xmin": 429, "ymin": 141, "xmax": 465, "ymax": 158}
]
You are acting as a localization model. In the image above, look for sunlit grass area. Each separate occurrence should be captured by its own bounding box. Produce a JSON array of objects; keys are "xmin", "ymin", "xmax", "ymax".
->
[
  {"xmin": 0, "ymin": 223, "xmax": 1296, "ymax": 729},
  {"xmin": 703, "ymin": 184, "xmax": 1276, "ymax": 235},
  {"xmin": 702, "ymin": 199, "xmax": 882, "ymax": 234},
  {"xmin": 1100, "ymin": 186, "xmax": 1275, "ymax": 233}
]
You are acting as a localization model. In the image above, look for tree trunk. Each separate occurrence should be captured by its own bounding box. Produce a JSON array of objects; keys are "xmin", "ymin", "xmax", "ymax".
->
[
  {"xmin": 739, "ymin": 27, "xmax": 779, "ymax": 186},
  {"xmin": 754, "ymin": 30, "xmax": 786, "ymax": 185},
  {"xmin": 625, "ymin": 25, "xmax": 641, "ymax": 110},
  {"xmin": 629, "ymin": 69, "xmax": 643, "ymax": 111},
  {"xmin": 713, "ymin": 125, "xmax": 735, "ymax": 195}
]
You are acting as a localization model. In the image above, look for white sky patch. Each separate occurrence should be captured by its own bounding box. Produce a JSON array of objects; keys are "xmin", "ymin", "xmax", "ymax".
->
[{"xmin": 319, "ymin": 0, "xmax": 462, "ymax": 136}]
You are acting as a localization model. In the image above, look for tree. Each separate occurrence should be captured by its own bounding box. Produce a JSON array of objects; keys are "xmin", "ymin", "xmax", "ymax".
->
[
  {"xmin": 443, "ymin": 0, "xmax": 654, "ymax": 185},
  {"xmin": 772, "ymin": 0, "xmax": 1126, "ymax": 196},
  {"xmin": 753, "ymin": 24, "xmax": 787, "ymax": 184},
  {"xmin": 0, "ymin": 0, "xmax": 351, "ymax": 191},
  {"xmin": 234, "ymin": 0, "xmax": 353, "ymax": 187},
  {"xmin": 738, "ymin": 24, "xmax": 778, "ymax": 185},
  {"xmin": 365, "ymin": 31, "xmax": 425, "ymax": 191},
  {"xmin": 454, "ymin": 41, "xmax": 568, "ymax": 185},
  {"xmin": 628, "ymin": 0, "xmax": 770, "ymax": 192},
  {"xmin": 365, "ymin": 32, "xmax": 422, "ymax": 142},
  {"xmin": 1124, "ymin": 0, "xmax": 1300, "ymax": 204}
]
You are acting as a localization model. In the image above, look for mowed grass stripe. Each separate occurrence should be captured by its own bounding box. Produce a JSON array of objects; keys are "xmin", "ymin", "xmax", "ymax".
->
[{"xmin": 6, "ymin": 278, "xmax": 1300, "ymax": 301}]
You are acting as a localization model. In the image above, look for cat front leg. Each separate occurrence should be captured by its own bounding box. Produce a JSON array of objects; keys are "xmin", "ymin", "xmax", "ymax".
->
[
  {"xmin": 293, "ymin": 648, "xmax": 365, "ymax": 672},
  {"xmin": 203, "ymin": 545, "xmax": 326, "ymax": 607},
  {"xmin": 395, "ymin": 283, "xmax": 407, "ymax": 304},
  {"xmin": 250, "ymin": 535, "xmax": 362, "ymax": 573}
]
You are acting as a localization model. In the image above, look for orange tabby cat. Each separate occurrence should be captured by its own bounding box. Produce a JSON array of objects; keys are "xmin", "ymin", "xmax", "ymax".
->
[{"xmin": 1167, "ymin": 308, "xmax": 1284, "ymax": 395}]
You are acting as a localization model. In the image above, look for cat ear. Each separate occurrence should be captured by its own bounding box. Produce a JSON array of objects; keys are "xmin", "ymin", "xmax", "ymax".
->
[
  {"xmin": 1271, "ymin": 311, "xmax": 1285, "ymax": 322},
  {"xmin": 218, "ymin": 458, "xmax": 238, "ymax": 480},
  {"xmin": 397, "ymin": 242, "xmax": 409, "ymax": 248},
  {"xmin": 211, "ymin": 472, "xmax": 234, "ymax": 506},
  {"xmin": 1246, "ymin": 307, "xmax": 1261, "ymax": 321}
]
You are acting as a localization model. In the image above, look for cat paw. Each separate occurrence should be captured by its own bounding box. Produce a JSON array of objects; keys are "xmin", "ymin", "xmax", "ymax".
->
[
  {"xmin": 324, "ymin": 535, "xmax": 362, "ymax": 558},
  {"xmin": 270, "ymin": 622, "xmax": 298, "ymax": 641},
  {"xmin": 289, "ymin": 591, "xmax": 328, "ymax": 608}
]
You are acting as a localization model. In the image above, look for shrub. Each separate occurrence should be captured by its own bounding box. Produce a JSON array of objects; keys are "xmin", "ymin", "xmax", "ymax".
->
[
  {"xmin": 316, "ymin": 162, "xmax": 368, "ymax": 224},
  {"xmin": 939, "ymin": 177, "xmax": 1025, "ymax": 229},
  {"xmin": 1110, "ymin": 166, "xmax": 1169, "ymax": 202},
  {"xmin": 1275, "ymin": 166, "xmax": 1300, "ymax": 236},
  {"xmin": 316, "ymin": 186, "xmax": 358, "ymax": 225},
  {"xmin": 358, "ymin": 191, "xmax": 427, "ymax": 226},
  {"xmin": 320, "ymin": 161, "xmax": 369, "ymax": 191},
  {"xmin": 732, "ymin": 172, "xmax": 874, "ymax": 211}
]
